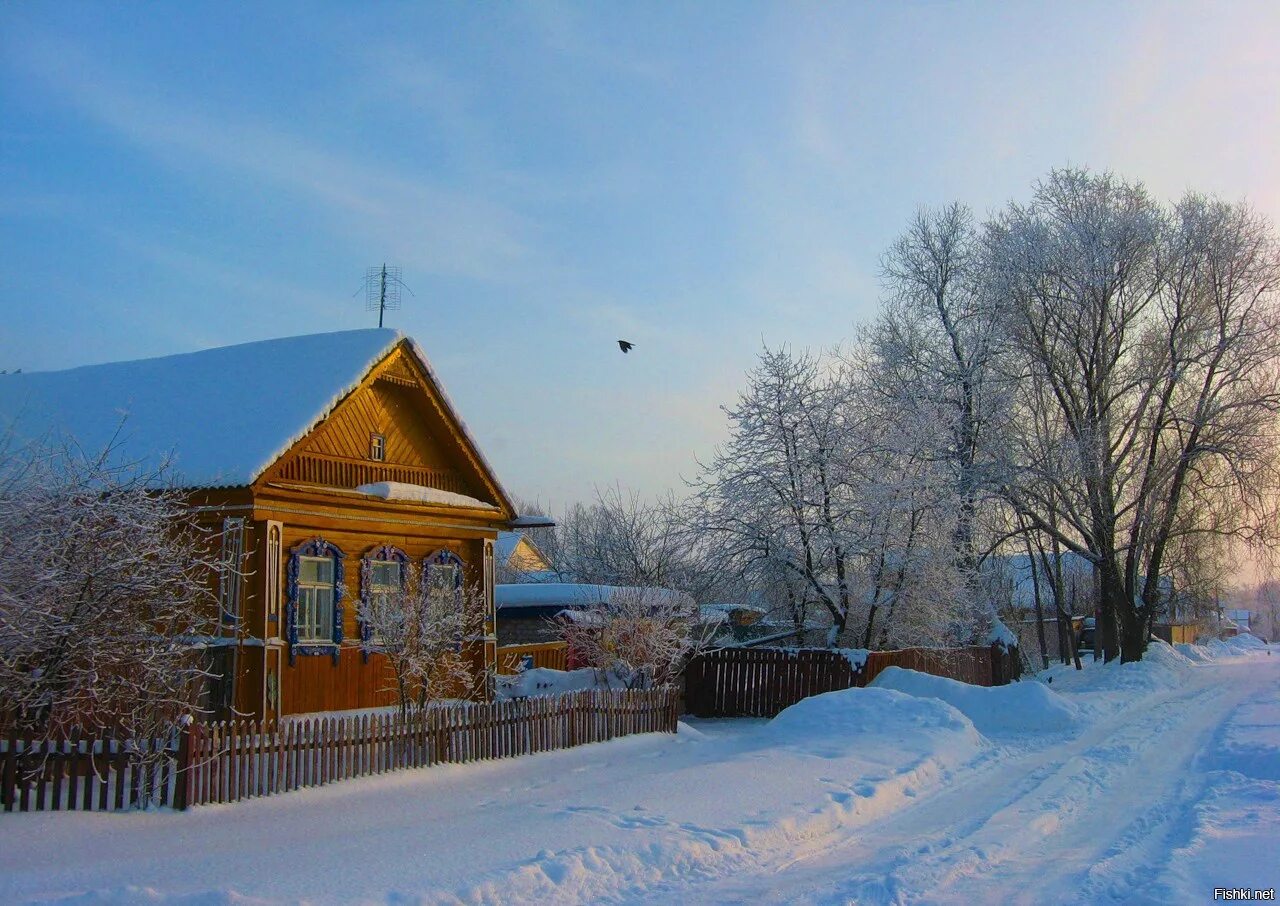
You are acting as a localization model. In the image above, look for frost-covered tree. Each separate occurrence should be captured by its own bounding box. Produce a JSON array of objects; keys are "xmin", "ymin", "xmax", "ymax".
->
[
  {"xmin": 557, "ymin": 587, "xmax": 710, "ymax": 689},
  {"xmin": 874, "ymin": 202, "xmax": 1008, "ymax": 583},
  {"xmin": 0, "ymin": 435, "xmax": 218, "ymax": 747},
  {"xmin": 552, "ymin": 486, "xmax": 730, "ymax": 603},
  {"xmin": 988, "ymin": 169, "xmax": 1280, "ymax": 662},
  {"xmin": 694, "ymin": 345, "xmax": 984, "ymax": 649},
  {"xmin": 358, "ymin": 572, "xmax": 486, "ymax": 715}
]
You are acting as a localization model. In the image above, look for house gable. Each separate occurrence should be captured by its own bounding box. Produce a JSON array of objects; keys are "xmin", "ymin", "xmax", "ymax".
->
[{"xmin": 259, "ymin": 341, "xmax": 513, "ymax": 516}]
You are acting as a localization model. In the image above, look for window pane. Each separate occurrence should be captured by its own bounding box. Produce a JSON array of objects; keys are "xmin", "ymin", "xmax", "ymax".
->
[
  {"xmin": 299, "ymin": 556, "xmax": 333, "ymax": 584},
  {"xmin": 316, "ymin": 588, "xmax": 333, "ymax": 637},
  {"xmin": 371, "ymin": 561, "xmax": 400, "ymax": 589},
  {"xmin": 427, "ymin": 563, "xmax": 457, "ymax": 592}
]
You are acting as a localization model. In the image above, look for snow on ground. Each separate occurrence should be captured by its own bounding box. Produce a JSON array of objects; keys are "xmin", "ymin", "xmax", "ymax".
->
[
  {"xmin": 2, "ymin": 638, "xmax": 1277, "ymax": 904},
  {"xmin": 870, "ymin": 665, "xmax": 1080, "ymax": 736}
]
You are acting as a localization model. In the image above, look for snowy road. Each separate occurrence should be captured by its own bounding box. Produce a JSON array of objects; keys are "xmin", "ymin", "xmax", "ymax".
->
[
  {"xmin": 662, "ymin": 655, "xmax": 1280, "ymax": 905},
  {"xmin": 1, "ymin": 641, "xmax": 1276, "ymax": 904}
]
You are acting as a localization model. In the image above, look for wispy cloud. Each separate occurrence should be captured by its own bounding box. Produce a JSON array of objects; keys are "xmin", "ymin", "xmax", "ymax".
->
[{"xmin": 7, "ymin": 32, "xmax": 546, "ymax": 286}]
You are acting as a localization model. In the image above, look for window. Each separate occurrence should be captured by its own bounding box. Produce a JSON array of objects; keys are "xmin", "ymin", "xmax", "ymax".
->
[
  {"xmin": 286, "ymin": 538, "xmax": 345, "ymax": 663},
  {"xmin": 369, "ymin": 433, "xmax": 386, "ymax": 462},
  {"xmin": 366, "ymin": 559, "xmax": 401, "ymax": 643},
  {"xmin": 426, "ymin": 561, "xmax": 460, "ymax": 611},
  {"xmin": 368, "ymin": 560, "xmax": 401, "ymax": 605},
  {"xmin": 425, "ymin": 550, "xmax": 464, "ymax": 619},
  {"xmin": 296, "ymin": 555, "xmax": 336, "ymax": 642}
]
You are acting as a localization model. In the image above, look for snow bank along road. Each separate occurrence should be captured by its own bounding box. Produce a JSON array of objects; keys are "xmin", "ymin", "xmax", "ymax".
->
[{"xmin": 1, "ymin": 639, "xmax": 1276, "ymax": 904}]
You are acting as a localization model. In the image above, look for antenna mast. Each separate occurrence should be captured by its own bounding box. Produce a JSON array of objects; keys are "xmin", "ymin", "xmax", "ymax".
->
[{"xmin": 361, "ymin": 264, "xmax": 412, "ymax": 327}]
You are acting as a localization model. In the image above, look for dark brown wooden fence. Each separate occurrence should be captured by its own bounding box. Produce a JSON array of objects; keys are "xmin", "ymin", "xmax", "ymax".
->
[
  {"xmin": 683, "ymin": 648, "xmax": 863, "ymax": 718},
  {"xmin": 2, "ymin": 687, "xmax": 679, "ymax": 813},
  {"xmin": 683, "ymin": 644, "xmax": 1019, "ymax": 718},
  {"xmin": 0, "ymin": 732, "xmax": 182, "ymax": 813}
]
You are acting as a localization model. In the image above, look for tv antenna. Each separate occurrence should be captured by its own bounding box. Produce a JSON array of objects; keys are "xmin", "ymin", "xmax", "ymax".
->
[{"xmin": 359, "ymin": 264, "xmax": 413, "ymax": 328}]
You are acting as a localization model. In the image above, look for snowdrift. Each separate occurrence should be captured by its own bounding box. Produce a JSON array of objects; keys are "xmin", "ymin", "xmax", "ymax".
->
[
  {"xmin": 1043, "ymin": 638, "xmax": 1197, "ymax": 696},
  {"xmin": 869, "ymin": 667, "xmax": 1080, "ymax": 736},
  {"xmin": 495, "ymin": 666, "xmax": 623, "ymax": 699},
  {"xmin": 763, "ymin": 685, "xmax": 983, "ymax": 757}
]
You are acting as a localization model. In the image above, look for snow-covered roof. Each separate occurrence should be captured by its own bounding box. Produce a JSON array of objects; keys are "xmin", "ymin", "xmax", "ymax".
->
[
  {"xmin": 495, "ymin": 531, "xmax": 525, "ymax": 565},
  {"xmin": 494, "ymin": 530, "xmax": 555, "ymax": 570},
  {"xmin": 0, "ymin": 329, "xmax": 515, "ymax": 508},
  {"xmin": 496, "ymin": 583, "xmax": 693, "ymax": 611},
  {"xmin": 0, "ymin": 329, "xmax": 398, "ymax": 487}
]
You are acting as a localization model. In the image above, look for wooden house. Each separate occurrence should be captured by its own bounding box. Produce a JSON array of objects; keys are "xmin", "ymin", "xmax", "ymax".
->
[
  {"xmin": 494, "ymin": 530, "xmax": 557, "ymax": 583},
  {"xmin": 0, "ymin": 329, "xmax": 546, "ymax": 721}
]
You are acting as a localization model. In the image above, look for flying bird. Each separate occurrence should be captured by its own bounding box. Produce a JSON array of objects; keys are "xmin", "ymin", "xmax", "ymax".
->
[{"xmin": 617, "ymin": 340, "xmax": 635, "ymax": 353}]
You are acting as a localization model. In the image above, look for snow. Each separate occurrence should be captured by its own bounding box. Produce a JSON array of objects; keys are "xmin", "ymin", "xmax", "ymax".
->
[
  {"xmin": 986, "ymin": 616, "xmax": 1018, "ymax": 648},
  {"xmin": 495, "ymin": 666, "xmax": 622, "ymax": 698},
  {"xmin": 355, "ymin": 481, "xmax": 496, "ymax": 509},
  {"xmin": 870, "ymin": 665, "xmax": 1080, "ymax": 736},
  {"xmin": 838, "ymin": 647, "xmax": 869, "ymax": 670},
  {"xmin": 0, "ymin": 329, "xmax": 400, "ymax": 488},
  {"xmin": 2, "ymin": 640, "xmax": 1277, "ymax": 904},
  {"xmin": 762, "ymin": 685, "xmax": 983, "ymax": 757}
]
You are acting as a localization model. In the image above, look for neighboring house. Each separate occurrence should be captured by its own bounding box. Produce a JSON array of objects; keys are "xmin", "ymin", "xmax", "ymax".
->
[
  {"xmin": 985, "ymin": 553, "xmax": 1094, "ymax": 662},
  {"xmin": 0, "ymin": 328, "xmax": 546, "ymax": 721},
  {"xmin": 494, "ymin": 530, "xmax": 558, "ymax": 583},
  {"xmin": 495, "ymin": 583, "xmax": 694, "ymax": 645}
]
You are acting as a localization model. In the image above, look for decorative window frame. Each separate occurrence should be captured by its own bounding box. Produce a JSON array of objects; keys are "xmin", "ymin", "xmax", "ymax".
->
[
  {"xmin": 286, "ymin": 538, "xmax": 345, "ymax": 665},
  {"xmin": 425, "ymin": 549, "xmax": 466, "ymax": 649},
  {"xmin": 360, "ymin": 544, "xmax": 409, "ymax": 662}
]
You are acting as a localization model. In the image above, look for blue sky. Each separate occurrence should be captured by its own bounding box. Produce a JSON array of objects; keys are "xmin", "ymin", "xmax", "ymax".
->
[{"xmin": 2, "ymin": 1, "xmax": 1278, "ymax": 509}]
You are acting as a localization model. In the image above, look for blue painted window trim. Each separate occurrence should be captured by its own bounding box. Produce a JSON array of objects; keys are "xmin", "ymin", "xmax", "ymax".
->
[
  {"xmin": 286, "ymin": 538, "xmax": 345, "ymax": 666},
  {"xmin": 360, "ymin": 544, "xmax": 410, "ymax": 662}
]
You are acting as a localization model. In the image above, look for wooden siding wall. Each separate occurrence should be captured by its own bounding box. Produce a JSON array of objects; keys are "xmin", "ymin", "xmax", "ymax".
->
[
  {"xmin": 276, "ymin": 351, "xmax": 490, "ymax": 503},
  {"xmin": 280, "ymin": 649, "xmax": 400, "ymax": 715},
  {"xmin": 274, "ymin": 526, "xmax": 489, "ymax": 716}
]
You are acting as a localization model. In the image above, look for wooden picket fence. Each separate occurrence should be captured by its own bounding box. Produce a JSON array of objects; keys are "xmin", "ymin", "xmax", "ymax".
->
[
  {"xmin": 0, "ymin": 733, "xmax": 182, "ymax": 813},
  {"xmin": 683, "ymin": 644, "xmax": 1019, "ymax": 718},
  {"xmin": 1, "ymin": 687, "xmax": 679, "ymax": 813}
]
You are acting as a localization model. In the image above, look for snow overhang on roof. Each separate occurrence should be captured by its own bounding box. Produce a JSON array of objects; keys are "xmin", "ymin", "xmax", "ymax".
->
[
  {"xmin": 509, "ymin": 514, "xmax": 557, "ymax": 529},
  {"xmin": 356, "ymin": 481, "xmax": 497, "ymax": 510}
]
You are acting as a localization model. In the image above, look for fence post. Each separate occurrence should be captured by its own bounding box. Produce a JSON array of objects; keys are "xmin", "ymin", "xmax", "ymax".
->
[
  {"xmin": 1, "ymin": 729, "xmax": 14, "ymax": 811},
  {"xmin": 173, "ymin": 721, "xmax": 194, "ymax": 811}
]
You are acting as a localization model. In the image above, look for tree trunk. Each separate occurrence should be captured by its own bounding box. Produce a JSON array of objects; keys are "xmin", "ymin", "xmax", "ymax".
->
[{"xmin": 1119, "ymin": 604, "xmax": 1148, "ymax": 664}]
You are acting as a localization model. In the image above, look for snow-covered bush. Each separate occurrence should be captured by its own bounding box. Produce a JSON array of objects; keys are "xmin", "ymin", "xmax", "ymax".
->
[
  {"xmin": 557, "ymin": 587, "xmax": 711, "ymax": 689},
  {"xmin": 0, "ymin": 434, "xmax": 219, "ymax": 747},
  {"xmin": 358, "ymin": 572, "xmax": 487, "ymax": 714}
]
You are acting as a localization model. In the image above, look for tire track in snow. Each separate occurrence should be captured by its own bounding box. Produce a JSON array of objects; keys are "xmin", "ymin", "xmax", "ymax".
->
[{"xmin": 663, "ymin": 658, "xmax": 1273, "ymax": 905}]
